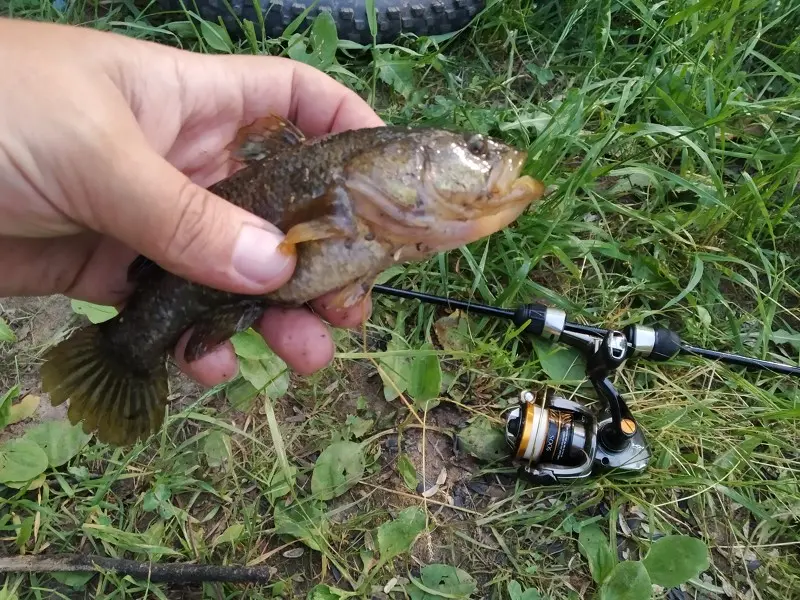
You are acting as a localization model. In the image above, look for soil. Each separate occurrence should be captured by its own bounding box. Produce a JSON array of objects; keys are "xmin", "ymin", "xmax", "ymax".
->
[
  {"xmin": 0, "ymin": 294, "xmax": 75, "ymax": 443},
  {"xmin": 0, "ymin": 295, "xmax": 573, "ymax": 598},
  {"xmin": 0, "ymin": 294, "xmax": 208, "ymax": 444}
]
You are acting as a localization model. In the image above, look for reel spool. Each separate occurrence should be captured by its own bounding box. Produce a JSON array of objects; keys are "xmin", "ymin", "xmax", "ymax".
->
[{"xmin": 503, "ymin": 389, "xmax": 649, "ymax": 485}]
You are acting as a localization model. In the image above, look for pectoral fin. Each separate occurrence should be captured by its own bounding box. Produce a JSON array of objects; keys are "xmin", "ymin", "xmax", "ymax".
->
[
  {"xmin": 184, "ymin": 301, "xmax": 266, "ymax": 363},
  {"xmin": 278, "ymin": 185, "xmax": 359, "ymax": 253},
  {"xmin": 280, "ymin": 218, "xmax": 354, "ymax": 248},
  {"xmin": 226, "ymin": 114, "xmax": 307, "ymax": 165}
]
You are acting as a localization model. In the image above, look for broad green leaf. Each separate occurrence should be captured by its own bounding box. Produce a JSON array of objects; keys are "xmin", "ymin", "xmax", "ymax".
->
[
  {"xmin": 231, "ymin": 329, "xmax": 271, "ymax": 359},
  {"xmin": 770, "ymin": 328, "xmax": 800, "ymax": 351},
  {"xmin": 212, "ymin": 523, "xmax": 245, "ymax": 547},
  {"xmin": 200, "ymin": 19, "xmax": 233, "ymax": 52},
  {"xmin": 24, "ymin": 420, "xmax": 91, "ymax": 467},
  {"xmin": 70, "ymin": 299, "xmax": 117, "ymax": 323},
  {"xmin": 0, "ymin": 316, "xmax": 15, "ymax": 343},
  {"xmin": 0, "ymin": 385, "xmax": 17, "ymax": 429},
  {"xmin": 378, "ymin": 50, "xmax": 416, "ymax": 99},
  {"xmin": 287, "ymin": 12, "xmax": 338, "ymax": 70},
  {"xmin": 226, "ymin": 376, "xmax": 260, "ymax": 411},
  {"xmin": 239, "ymin": 352, "xmax": 290, "ymax": 400},
  {"xmin": 526, "ymin": 63, "xmax": 555, "ymax": 85},
  {"xmin": 397, "ymin": 453, "xmax": 418, "ymax": 491},
  {"xmin": 378, "ymin": 328, "xmax": 413, "ymax": 401},
  {"xmin": 507, "ymin": 581, "xmax": 543, "ymax": 600},
  {"xmin": 202, "ymin": 430, "xmax": 231, "ymax": 468},
  {"xmin": 408, "ymin": 564, "xmax": 477, "ymax": 599},
  {"xmin": 578, "ymin": 524, "xmax": 616, "ymax": 584},
  {"xmin": 8, "ymin": 394, "xmax": 40, "ymax": 425},
  {"xmin": 273, "ymin": 499, "xmax": 329, "ymax": 551},
  {"xmin": 263, "ymin": 463, "xmax": 297, "ymax": 503},
  {"xmin": 344, "ymin": 415, "xmax": 373, "ymax": 440},
  {"xmin": 599, "ymin": 561, "xmax": 651, "ymax": 600},
  {"xmin": 532, "ymin": 339, "xmax": 586, "ymax": 383},
  {"xmin": 642, "ymin": 535, "xmax": 710, "ymax": 587},
  {"xmin": 0, "ymin": 438, "xmax": 49, "ymax": 483},
  {"xmin": 4, "ymin": 472, "xmax": 46, "ymax": 490},
  {"xmin": 408, "ymin": 346, "xmax": 441, "ymax": 409},
  {"xmin": 376, "ymin": 507, "xmax": 426, "ymax": 563},
  {"xmin": 307, "ymin": 584, "xmax": 351, "ymax": 600},
  {"xmin": 308, "ymin": 11, "xmax": 338, "ymax": 68},
  {"xmin": 287, "ymin": 35, "xmax": 310, "ymax": 64},
  {"xmin": 311, "ymin": 441, "xmax": 365, "ymax": 500},
  {"xmin": 457, "ymin": 416, "xmax": 510, "ymax": 462},
  {"xmin": 142, "ymin": 489, "xmax": 161, "ymax": 512},
  {"xmin": 433, "ymin": 310, "xmax": 473, "ymax": 352},
  {"xmin": 51, "ymin": 571, "xmax": 95, "ymax": 589}
]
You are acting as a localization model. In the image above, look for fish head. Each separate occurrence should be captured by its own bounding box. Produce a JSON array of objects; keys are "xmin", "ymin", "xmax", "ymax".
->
[{"xmin": 344, "ymin": 128, "xmax": 545, "ymax": 260}]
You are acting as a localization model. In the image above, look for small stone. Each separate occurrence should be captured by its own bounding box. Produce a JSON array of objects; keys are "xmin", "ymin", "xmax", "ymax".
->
[{"xmin": 283, "ymin": 547, "xmax": 304, "ymax": 559}]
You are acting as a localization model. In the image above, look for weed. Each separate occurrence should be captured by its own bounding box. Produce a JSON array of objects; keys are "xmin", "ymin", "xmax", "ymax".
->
[{"xmin": 0, "ymin": 0, "xmax": 798, "ymax": 598}]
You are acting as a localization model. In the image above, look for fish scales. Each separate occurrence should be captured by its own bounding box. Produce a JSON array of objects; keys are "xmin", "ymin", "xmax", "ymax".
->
[
  {"xmin": 98, "ymin": 127, "xmax": 415, "ymax": 370},
  {"xmin": 39, "ymin": 116, "xmax": 545, "ymax": 446}
]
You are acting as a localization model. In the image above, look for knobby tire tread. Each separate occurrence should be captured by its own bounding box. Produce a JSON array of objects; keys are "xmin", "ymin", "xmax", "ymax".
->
[{"xmin": 160, "ymin": 0, "xmax": 485, "ymax": 44}]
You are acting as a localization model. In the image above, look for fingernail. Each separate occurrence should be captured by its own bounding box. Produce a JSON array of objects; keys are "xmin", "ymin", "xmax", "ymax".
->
[{"xmin": 233, "ymin": 223, "xmax": 293, "ymax": 285}]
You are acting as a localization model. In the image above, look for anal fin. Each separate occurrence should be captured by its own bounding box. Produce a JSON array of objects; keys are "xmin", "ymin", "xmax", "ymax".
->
[
  {"xmin": 184, "ymin": 301, "xmax": 266, "ymax": 363},
  {"xmin": 321, "ymin": 272, "xmax": 379, "ymax": 311},
  {"xmin": 226, "ymin": 114, "xmax": 307, "ymax": 165}
]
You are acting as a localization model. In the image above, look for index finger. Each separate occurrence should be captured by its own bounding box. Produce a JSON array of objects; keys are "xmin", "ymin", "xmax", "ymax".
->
[{"xmin": 182, "ymin": 53, "xmax": 385, "ymax": 137}]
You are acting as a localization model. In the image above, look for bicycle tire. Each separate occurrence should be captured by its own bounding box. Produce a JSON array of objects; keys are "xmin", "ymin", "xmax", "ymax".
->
[{"xmin": 159, "ymin": 0, "xmax": 485, "ymax": 45}]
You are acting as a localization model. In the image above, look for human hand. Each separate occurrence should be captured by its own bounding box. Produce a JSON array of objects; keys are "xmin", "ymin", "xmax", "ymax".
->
[{"xmin": 0, "ymin": 18, "xmax": 383, "ymax": 387}]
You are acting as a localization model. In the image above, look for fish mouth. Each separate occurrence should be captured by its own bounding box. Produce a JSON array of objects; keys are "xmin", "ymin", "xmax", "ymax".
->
[
  {"xmin": 401, "ymin": 175, "xmax": 544, "ymax": 256},
  {"xmin": 347, "ymin": 146, "xmax": 544, "ymax": 256},
  {"xmin": 404, "ymin": 147, "xmax": 543, "ymax": 254},
  {"xmin": 487, "ymin": 148, "xmax": 530, "ymax": 199}
]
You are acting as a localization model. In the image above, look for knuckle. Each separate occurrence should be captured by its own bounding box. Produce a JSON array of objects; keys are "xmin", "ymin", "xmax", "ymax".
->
[{"xmin": 162, "ymin": 180, "xmax": 214, "ymax": 266}]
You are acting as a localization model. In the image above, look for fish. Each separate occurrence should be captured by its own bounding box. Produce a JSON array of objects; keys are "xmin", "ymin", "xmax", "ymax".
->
[{"xmin": 39, "ymin": 115, "xmax": 545, "ymax": 447}]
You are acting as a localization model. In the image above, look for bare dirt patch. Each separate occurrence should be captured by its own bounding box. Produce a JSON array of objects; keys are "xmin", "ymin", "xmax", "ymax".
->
[
  {"xmin": 0, "ymin": 294, "xmax": 208, "ymax": 444},
  {"xmin": 0, "ymin": 294, "xmax": 74, "ymax": 443}
]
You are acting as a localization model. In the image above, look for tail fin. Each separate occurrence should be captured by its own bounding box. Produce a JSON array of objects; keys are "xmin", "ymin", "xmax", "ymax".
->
[{"xmin": 40, "ymin": 326, "xmax": 169, "ymax": 446}]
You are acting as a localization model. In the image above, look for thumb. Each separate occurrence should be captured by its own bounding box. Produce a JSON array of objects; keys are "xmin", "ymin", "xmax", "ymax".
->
[{"xmin": 85, "ymin": 138, "xmax": 296, "ymax": 295}]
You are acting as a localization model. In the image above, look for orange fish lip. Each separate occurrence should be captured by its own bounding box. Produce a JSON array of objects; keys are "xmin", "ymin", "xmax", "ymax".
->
[{"xmin": 487, "ymin": 148, "xmax": 529, "ymax": 199}]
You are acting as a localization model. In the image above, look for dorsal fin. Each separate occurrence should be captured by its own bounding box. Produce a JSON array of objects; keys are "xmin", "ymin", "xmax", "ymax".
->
[{"xmin": 226, "ymin": 114, "xmax": 307, "ymax": 165}]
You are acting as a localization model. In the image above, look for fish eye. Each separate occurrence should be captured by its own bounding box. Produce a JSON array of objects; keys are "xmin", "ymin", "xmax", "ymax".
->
[{"xmin": 466, "ymin": 134, "xmax": 489, "ymax": 156}]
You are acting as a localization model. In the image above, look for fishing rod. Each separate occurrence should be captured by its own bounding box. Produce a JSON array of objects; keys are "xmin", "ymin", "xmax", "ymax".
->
[{"xmin": 371, "ymin": 283, "xmax": 800, "ymax": 485}]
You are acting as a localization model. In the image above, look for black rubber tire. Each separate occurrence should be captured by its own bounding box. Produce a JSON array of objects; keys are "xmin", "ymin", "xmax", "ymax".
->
[{"xmin": 159, "ymin": 0, "xmax": 485, "ymax": 45}]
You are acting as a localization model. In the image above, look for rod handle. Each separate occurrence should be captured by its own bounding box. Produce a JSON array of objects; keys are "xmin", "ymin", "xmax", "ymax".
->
[
  {"xmin": 513, "ymin": 304, "xmax": 566, "ymax": 340},
  {"xmin": 624, "ymin": 325, "xmax": 681, "ymax": 361}
]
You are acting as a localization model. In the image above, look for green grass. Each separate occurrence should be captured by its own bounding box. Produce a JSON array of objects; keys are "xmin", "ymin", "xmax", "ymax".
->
[{"xmin": 1, "ymin": 0, "xmax": 799, "ymax": 598}]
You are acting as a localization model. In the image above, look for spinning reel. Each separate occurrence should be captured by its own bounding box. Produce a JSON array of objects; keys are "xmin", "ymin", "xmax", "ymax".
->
[{"xmin": 372, "ymin": 285, "xmax": 800, "ymax": 485}]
